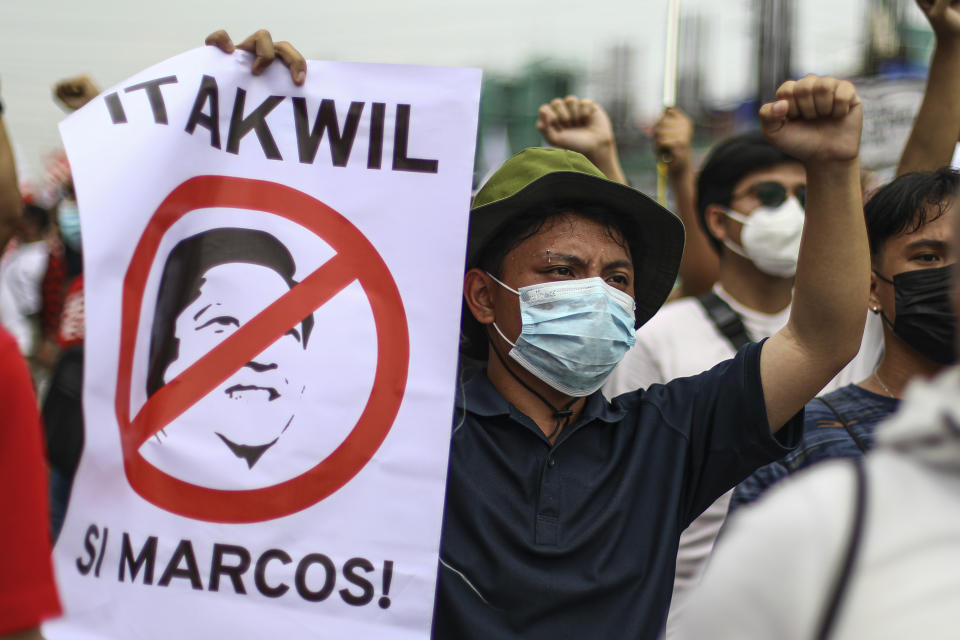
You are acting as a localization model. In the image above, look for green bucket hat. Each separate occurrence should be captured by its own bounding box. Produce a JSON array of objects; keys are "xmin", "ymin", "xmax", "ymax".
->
[{"xmin": 465, "ymin": 147, "xmax": 685, "ymax": 342}]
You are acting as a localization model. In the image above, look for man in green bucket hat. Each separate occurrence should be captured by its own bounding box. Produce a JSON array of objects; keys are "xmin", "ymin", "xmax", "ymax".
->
[{"xmin": 434, "ymin": 74, "xmax": 870, "ymax": 640}]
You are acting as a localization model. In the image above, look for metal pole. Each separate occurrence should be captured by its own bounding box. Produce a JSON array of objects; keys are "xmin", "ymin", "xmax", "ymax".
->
[
  {"xmin": 658, "ymin": 0, "xmax": 681, "ymax": 207},
  {"xmin": 756, "ymin": 0, "xmax": 793, "ymax": 103}
]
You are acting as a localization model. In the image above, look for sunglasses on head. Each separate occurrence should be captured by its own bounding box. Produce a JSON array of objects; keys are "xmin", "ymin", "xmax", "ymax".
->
[{"xmin": 733, "ymin": 181, "xmax": 806, "ymax": 209}]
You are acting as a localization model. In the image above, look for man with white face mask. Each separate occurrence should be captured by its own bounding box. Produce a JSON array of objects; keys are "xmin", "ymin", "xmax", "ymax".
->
[{"xmin": 603, "ymin": 129, "xmax": 883, "ymax": 632}]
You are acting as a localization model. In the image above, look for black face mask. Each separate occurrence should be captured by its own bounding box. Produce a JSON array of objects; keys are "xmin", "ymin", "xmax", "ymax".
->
[{"xmin": 875, "ymin": 265, "xmax": 957, "ymax": 365}]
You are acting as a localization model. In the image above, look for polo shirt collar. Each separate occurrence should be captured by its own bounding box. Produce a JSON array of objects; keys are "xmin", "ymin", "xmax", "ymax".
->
[
  {"xmin": 455, "ymin": 368, "xmax": 627, "ymax": 427},
  {"xmin": 455, "ymin": 369, "xmax": 511, "ymax": 417}
]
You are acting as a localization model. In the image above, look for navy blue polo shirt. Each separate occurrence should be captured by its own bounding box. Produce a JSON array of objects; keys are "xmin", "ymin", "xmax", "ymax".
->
[{"xmin": 433, "ymin": 340, "xmax": 802, "ymax": 640}]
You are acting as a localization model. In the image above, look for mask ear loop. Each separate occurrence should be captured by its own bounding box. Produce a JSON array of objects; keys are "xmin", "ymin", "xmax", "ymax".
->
[
  {"xmin": 485, "ymin": 328, "xmax": 576, "ymax": 442},
  {"xmin": 720, "ymin": 208, "xmax": 751, "ymax": 261},
  {"xmin": 872, "ymin": 270, "xmax": 894, "ymax": 285},
  {"xmin": 872, "ymin": 270, "xmax": 897, "ymax": 329},
  {"xmin": 485, "ymin": 271, "xmax": 519, "ymax": 295},
  {"xmin": 491, "ymin": 321, "xmax": 516, "ymax": 348},
  {"xmin": 721, "ymin": 238, "xmax": 750, "ymax": 261}
]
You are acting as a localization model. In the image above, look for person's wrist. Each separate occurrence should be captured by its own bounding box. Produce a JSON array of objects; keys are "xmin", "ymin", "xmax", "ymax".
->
[
  {"xmin": 665, "ymin": 148, "xmax": 691, "ymax": 176},
  {"xmin": 804, "ymin": 156, "xmax": 858, "ymax": 169},
  {"xmin": 803, "ymin": 157, "xmax": 859, "ymax": 185},
  {"xmin": 584, "ymin": 139, "xmax": 617, "ymax": 168},
  {"xmin": 666, "ymin": 160, "xmax": 691, "ymax": 179},
  {"xmin": 933, "ymin": 34, "xmax": 960, "ymax": 55},
  {"xmin": 590, "ymin": 136, "xmax": 615, "ymax": 157},
  {"xmin": 588, "ymin": 144, "xmax": 626, "ymax": 184}
]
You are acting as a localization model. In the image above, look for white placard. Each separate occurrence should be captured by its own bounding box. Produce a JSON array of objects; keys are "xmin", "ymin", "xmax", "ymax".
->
[
  {"xmin": 46, "ymin": 46, "xmax": 480, "ymax": 639},
  {"xmin": 855, "ymin": 75, "xmax": 925, "ymax": 176}
]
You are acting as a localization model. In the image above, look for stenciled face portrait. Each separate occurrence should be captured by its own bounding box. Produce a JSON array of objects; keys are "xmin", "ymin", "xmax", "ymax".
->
[
  {"xmin": 139, "ymin": 227, "xmax": 315, "ymax": 488},
  {"xmin": 162, "ymin": 262, "xmax": 307, "ymax": 467}
]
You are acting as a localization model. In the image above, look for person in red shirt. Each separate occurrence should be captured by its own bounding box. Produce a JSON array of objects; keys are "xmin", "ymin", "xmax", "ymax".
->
[
  {"xmin": 0, "ymin": 83, "xmax": 61, "ymax": 639},
  {"xmin": 0, "ymin": 325, "xmax": 61, "ymax": 637}
]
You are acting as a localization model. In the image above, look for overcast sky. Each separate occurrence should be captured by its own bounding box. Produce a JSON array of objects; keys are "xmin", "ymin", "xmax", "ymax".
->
[{"xmin": 2, "ymin": 0, "xmax": 926, "ymax": 180}]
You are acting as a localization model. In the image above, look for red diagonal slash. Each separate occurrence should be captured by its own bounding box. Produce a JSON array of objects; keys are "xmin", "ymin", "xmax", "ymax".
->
[
  {"xmin": 125, "ymin": 251, "xmax": 357, "ymax": 453},
  {"xmin": 113, "ymin": 175, "xmax": 409, "ymax": 522}
]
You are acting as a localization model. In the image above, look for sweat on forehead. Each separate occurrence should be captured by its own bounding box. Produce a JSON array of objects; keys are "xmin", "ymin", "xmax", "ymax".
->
[{"xmin": 476, "ymin": 204, "xmax": 634, "ymax": 278}]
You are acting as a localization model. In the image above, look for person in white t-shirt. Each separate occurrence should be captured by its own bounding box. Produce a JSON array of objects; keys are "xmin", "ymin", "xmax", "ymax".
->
[
  {"xmin": 602, "ymin": 131, "xmax": 883, "ymax": 635},
  {"xmin": 0, "ymin": 204, "xmax": 52, "ymax": 356}
]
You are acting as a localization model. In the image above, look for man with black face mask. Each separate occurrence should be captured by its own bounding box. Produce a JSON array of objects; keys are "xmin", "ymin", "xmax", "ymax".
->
[
  {"xmin": 873, "ymin": 243, "xmax": 956, "ymax": 367},
  {"xmin": 869, "ymin": 170, "xmax": 957, "ymax": 365},
  {"xmin": 733, "ymin": 167, "xmax": 958, "ymax": 508}
]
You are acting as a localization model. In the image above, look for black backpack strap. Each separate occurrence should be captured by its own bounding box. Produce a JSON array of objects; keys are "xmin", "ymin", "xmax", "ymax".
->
[
  {"xmin": 816, "ymin": 396, "xmax": 870, "ymax": 454},
  {"xmin": 697, "ymin": 292, "xmax": 751, "ymax": 350},
  {"xmin": 815, "ymin": 456, "xmax": 868, "ymax": 640}
]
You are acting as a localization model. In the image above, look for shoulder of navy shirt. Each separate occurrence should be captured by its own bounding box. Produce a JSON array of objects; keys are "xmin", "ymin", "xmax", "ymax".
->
[{"xmin": 433, "ymin": 339, "xmax": 803, "ymax": 640}]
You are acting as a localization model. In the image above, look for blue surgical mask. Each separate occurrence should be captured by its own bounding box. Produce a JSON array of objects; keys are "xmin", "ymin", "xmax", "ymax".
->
[
  {"xmin": 58, "ymin": 200, "xmax": 82, "ymax": 252},
  {"xmin": 487, "ymin": 274, "xmax": 637, "ymax": 396}
]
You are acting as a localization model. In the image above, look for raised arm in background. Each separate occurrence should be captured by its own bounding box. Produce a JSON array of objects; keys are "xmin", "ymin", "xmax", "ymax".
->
[
  {"xmin": 654, "ymin": 108, "xmax": 718, "ymax": 297},
  {"xmin": 0, "ymin": 87, "xmax": 21, "ymax": 253},
  {"xmin": 53, "ymin": 75, "xmax": 100, "ymax": 113},
  {"xmin": 536, "ymin": 95, "xmax": 627, "ymax": 184},
  {"xmin": 897, "ymin": 0, "xmax": 960, "ymax": 175}
]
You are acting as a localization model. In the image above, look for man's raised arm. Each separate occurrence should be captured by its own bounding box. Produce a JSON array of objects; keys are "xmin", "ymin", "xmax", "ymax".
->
[
  {"xmin": 536, "ymin": 95, "xmax": 627, "ymax": 184},
  {"xmin": 653, "ymin": 107, "xmax": 718, "ymax": 297},
  {"xmin": 759, "ymin": 75, "xmax": 869, "ymax": 432}
]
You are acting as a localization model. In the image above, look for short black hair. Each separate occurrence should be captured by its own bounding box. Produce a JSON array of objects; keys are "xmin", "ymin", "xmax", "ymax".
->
[
  {"xmin": 865, "ymin": 167, "xmax": 960, "ymax": 259},
  {"xmin": 147, "ymin": 228, "xmax": 314, "ymax": 396},
  {"xmin": 22, "ymin": 204, "xmax": 50, "ymax": 233},
  {"xmin": 696, "ymin": 131, "xmax": 798, "ymax": 253},
  {"xmin": 461, "ymin": 203, "xmax": 639, "ymax": 360}
]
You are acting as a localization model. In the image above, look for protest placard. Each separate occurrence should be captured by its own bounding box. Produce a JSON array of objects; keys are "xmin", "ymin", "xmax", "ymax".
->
[
  {"xmin": 45, "ymin": 46, "xmax": 480, "ymax": 639},
  {"xmin": 855, "ymin": 75, "xmax": 925, "ymax": 179}
]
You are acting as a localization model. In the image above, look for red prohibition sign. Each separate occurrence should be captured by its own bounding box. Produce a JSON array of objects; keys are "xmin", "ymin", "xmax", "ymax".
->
[{"xmin": 115, "ymin": 175, "xmax": 409, "ymax": 523}]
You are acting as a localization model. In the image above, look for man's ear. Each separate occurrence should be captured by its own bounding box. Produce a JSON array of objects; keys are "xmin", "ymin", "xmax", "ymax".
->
[
  {"xmin": 463, "ymin": 268, "xmax": 496, "ymax": 326},
  {"xmin": 704, "ymin": 204, "xmax": 728, "ymax": 245},
  {"xmin": 868, "ymin": 268, "xmax": 883, "ymax": 315}
]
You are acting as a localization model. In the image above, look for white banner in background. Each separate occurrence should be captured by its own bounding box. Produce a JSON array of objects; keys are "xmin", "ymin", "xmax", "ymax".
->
[
  {"xmin": 47, "ymin": 47, "xmax": 480, "ymax": 639},
  {"xmin": 855, "ymin": 75, "xmax": 925, "ymax": 176}
]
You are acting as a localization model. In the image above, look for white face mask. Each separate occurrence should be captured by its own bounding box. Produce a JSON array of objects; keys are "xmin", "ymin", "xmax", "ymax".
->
[{"xmin": 722, "ymin": 196, "xmax": 804, "ymax": 277}]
